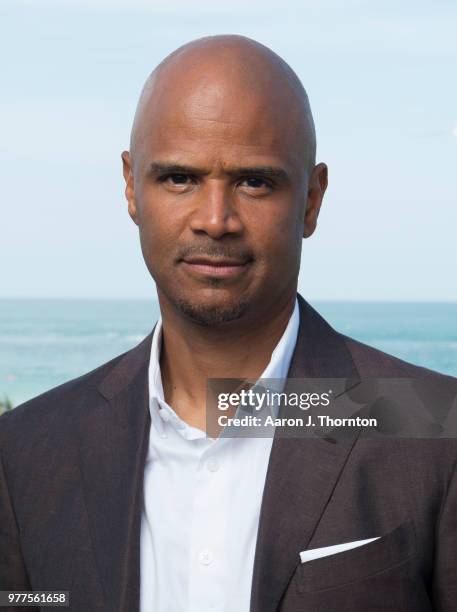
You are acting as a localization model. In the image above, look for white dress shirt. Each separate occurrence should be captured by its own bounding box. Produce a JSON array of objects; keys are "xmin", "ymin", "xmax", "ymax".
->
[{"xmin": 139, "ymin": 298, "xmax": 299, "ymax": 612}]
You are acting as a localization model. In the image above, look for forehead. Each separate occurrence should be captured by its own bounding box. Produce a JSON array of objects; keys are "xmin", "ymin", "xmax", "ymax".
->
[{"xmin": 133, "ymin": 64, "xmax": 309, "ymax": 174}]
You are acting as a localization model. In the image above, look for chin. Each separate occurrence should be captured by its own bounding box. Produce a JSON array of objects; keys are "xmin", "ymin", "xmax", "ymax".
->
[{"xmin": 175, "ymin": 295, "xmax": 250, "ymax": 326}]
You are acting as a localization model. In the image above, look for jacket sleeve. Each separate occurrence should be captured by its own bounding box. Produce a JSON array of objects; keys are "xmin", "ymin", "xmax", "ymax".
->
[
  {"xmin": 0, "ymin": 447, "xmax": 38, "ymax": 611},
  {"xmin": 432, "ymin": 454, "xmax": 457, "ymax": 611}
]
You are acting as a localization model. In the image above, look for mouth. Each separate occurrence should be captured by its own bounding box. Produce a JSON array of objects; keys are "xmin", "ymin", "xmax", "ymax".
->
[{"xmin": 180, "ymin": 256, "xmax": 253, "ymax": 279}]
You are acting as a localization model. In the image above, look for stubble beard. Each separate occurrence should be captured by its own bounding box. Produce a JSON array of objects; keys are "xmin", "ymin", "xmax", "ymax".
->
[
  {"xmin": 175, "ymin": 295, "xmax": 250, "ymax": 326},
  {"xmin": 167, "ymin": 276, "xmax": 249, "ymax": 325}
]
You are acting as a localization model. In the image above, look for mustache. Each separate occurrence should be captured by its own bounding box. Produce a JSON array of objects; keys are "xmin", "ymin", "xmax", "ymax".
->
[{"xmin": 176, "ymin": 244, "xmax": 255, "ymax": 261}]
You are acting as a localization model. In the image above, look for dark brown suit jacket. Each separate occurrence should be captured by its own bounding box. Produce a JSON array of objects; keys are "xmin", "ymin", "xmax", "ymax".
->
[{"xmin": 1, "ymin": 295, "xmax": 456, "ymax": 611}]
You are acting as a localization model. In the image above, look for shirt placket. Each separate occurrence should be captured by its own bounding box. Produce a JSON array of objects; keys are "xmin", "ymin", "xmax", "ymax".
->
[{"xmin": 186, "ymin": 439, "xmax": 231, "ymax": 612}]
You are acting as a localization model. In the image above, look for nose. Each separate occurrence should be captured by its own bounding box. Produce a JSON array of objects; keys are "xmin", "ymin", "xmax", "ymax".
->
[{"xmin": 189, "ymin": 179, "xmax": 243, "ymax": 239}]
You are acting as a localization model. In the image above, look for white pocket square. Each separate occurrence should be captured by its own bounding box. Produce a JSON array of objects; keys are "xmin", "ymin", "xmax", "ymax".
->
[{"xmin": 299, "ymin": 536, "xmax": 380, "ymax": 563}]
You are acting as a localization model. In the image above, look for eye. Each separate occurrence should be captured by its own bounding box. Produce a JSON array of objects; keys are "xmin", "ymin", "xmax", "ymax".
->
[
  {"xmin": 162, "ymin": 173, "xmax": 193, "ymax": 185},
  {"xmin": 243, "ymin": 177, "xmax": 267, "ymax": 188},
  {"xmin": 239, "ymin": 176, "xmax": 273, "ymax": 193},
  {"xmin": 157, "ymin": 173, "xmax": 196, "ymax": 192}
]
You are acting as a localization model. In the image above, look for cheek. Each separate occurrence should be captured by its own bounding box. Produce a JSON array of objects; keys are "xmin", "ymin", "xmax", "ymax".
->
[
  {"xmin": 136, "ymin": 192, "xmax": 183, "ymax": 260},
  {"xmin": 248, "ymin": 205, "xmax": 303, "ymax": 261},
  {"xmin": 136, "ymin": 210, "xmax": 174, "ymax": 277}
]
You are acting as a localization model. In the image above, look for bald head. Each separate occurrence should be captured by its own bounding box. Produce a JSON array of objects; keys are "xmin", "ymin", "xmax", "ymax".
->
[{"xmin": 129, "ymin": 35, "xmax": 316, "ymax": 177}]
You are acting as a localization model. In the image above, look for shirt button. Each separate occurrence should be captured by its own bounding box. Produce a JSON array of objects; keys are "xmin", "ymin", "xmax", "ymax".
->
[
  {"xmin": 198, "ymin": 549, "xmax": 213, "ymax": 565},
  {"xmin": 206, "ymin": 458, "xmax": 220, "ymax": 473}
]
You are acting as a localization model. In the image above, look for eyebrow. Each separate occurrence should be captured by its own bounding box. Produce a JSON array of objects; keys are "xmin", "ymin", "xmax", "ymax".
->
[{"xmin": 147, "ymin": 162, "xmax": 290, "ymax": 183}]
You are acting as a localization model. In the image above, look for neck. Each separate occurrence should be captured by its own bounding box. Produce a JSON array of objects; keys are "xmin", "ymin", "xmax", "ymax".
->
[{"xmin": 158, "ymin": 291, "xmax": 297, "ymax": 430}]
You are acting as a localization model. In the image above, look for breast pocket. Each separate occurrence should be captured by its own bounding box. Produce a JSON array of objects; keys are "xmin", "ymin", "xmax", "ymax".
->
[{"xmin": 296, "ymin": 521, "xmax": 416, "ymax": 594}]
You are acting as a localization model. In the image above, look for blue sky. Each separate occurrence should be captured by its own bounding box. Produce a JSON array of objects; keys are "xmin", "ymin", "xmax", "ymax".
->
[{"xmin": 2, "ymin": 0, "xmax": 456, "ymax": 301}]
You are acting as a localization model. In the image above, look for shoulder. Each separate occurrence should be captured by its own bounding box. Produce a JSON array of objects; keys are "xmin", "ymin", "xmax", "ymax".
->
[
  {"xmin": 1, "ymin": 326, "xmax": 155, "ymax": 427},
  {"xmin": 0, "ymin": 343, "xmax": 139, "ymax": 454},
  {"xmin": 341, "ymin": 332, "xmax": 455, "ymax": 381},
  {"xmin": 296, "ymin": 294, "xmax": 455, "ymax": 383},
  {"xmin": 339, "ymin": 334, "xmax": 457, "ymax": 482},
  {"xmin": 341, "ymin": 331, "xmax": 457, "ymax": 452}
]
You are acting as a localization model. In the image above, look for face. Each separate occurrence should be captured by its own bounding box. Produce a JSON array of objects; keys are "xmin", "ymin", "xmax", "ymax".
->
[{"xmin": 122, "ymin": 68, "xmax": 327, "ymax": 326}]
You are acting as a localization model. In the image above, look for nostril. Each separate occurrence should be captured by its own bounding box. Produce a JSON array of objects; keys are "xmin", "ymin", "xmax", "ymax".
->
[{"xmin": 189, "ymin": 210, "xmax": 243, "ymax": 238}]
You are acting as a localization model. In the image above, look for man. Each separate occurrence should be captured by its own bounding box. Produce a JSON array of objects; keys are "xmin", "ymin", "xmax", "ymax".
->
[{"xmin": 1, "ymin": 35, "xmax": 456, "ymax": 612}]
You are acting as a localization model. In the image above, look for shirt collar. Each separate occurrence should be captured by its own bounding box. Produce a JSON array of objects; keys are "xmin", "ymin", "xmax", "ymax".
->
[{"xmin": 148, "ymin": 297, "xmax": 300, "ymax": 438}]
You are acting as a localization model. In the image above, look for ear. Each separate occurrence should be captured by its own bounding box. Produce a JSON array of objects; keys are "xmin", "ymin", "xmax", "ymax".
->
[
  {"xmin": 303, "ymin": 163, "xmax": 328, "ymax": 238},
  {"xmin": 121, "ymin": 151, "xmax": 139, "ymax": 225}
]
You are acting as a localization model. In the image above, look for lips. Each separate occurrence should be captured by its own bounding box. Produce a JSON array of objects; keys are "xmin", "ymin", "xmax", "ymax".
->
[
  {"xmin": 182, "ymin": 257, "xmax": 249, "ymax": 266},
  {"xmin": 180, "ymin": 256, "xmax": 252, "ymax": 279}
]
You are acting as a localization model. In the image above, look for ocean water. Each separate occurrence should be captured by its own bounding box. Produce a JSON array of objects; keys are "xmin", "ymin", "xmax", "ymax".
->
[{"xmin": 0, "ymin": 299, "xmax": 456, "ymax": 407}]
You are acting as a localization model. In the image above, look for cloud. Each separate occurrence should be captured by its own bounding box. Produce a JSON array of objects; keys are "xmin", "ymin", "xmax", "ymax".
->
[{"xmin": 452, "ymin": 126, "xmax": 457, "ymax": 138}]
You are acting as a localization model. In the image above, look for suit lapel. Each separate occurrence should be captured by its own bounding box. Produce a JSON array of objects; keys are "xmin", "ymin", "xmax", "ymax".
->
[
  {"xmin": 78, "ymin": 333, "xmax": 153, "ymax": 612},
  {"xmin": 250, "ymin": 295, "xmax": 362, "ymax": 612}
]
